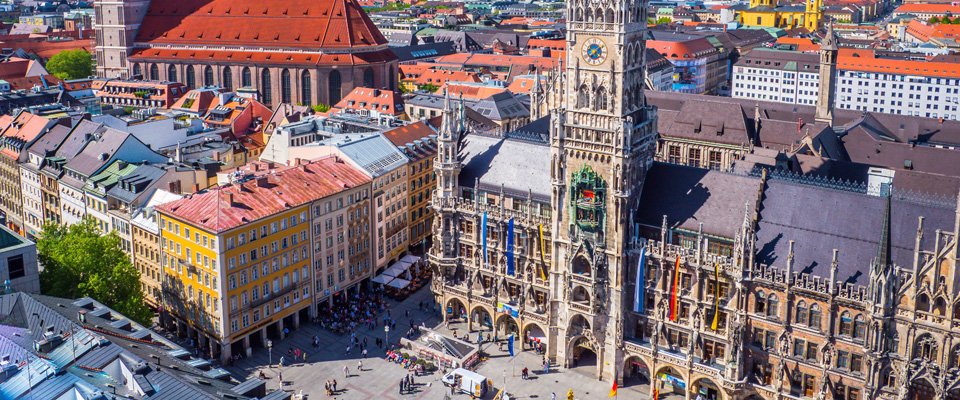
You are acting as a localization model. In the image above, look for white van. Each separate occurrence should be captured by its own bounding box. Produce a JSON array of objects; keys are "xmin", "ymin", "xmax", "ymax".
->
[{"xmin": 441, "ymin": 368, "xmax": 489, "ymax": 397}]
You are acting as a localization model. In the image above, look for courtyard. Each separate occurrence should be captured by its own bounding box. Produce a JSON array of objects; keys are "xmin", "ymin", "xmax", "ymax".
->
[{"xmin": 220, "ymin": 285, "xmax": 653, "ymax": 399}]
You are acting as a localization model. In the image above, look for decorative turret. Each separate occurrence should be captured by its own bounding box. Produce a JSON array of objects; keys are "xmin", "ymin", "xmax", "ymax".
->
[
  {"xmin": 432, "ymin": 90, "xmax": 466, "ymax": 260},
  {"xmin": 815, "ymin": 21, "xmax": 839, "ymax": 126}
]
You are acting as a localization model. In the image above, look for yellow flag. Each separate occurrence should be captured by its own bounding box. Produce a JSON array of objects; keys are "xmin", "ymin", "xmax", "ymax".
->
[{"xmin": 710, "ymin": 263, "xmax": 720, "ymax": 331}]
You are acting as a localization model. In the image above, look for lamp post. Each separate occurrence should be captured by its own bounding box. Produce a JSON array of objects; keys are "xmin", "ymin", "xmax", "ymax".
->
[
  {"xmin": 384, "ymin": 325, "xmax": 390, "ymax": 347},
  {"xmin": 267, "ymin": 340, "xmax": 273, "ymax": 367}
]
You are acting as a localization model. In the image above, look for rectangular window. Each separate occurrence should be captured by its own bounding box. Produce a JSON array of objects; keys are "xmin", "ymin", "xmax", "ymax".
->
[{"xmin": 7, "ymin": 255, "xmax": 25, "ymax": 279}]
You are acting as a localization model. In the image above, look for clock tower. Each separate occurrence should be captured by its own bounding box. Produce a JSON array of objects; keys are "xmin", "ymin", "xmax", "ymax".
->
[{"xmin": 548, "ymin": 0, "xmax": 659, "ymax": 383}]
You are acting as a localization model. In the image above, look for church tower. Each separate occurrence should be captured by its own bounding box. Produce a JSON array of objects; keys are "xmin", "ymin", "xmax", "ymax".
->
[
  {"xmin": 94, "ymin": 0, "xmax": 151, "ymax": 78},
  {"xmin": 432, "ymin": 93, "xmax": 465, "ymax": 274},
  {"xmin": 815, "ymin": 22, "xmax": 838, "ymax": 125},
  {"xmin": 548, "ymin": 0, "xmax": 659, "ymax": 382}
]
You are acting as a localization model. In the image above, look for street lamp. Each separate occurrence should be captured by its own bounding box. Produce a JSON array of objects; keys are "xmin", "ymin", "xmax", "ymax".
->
[
  {"xmin": 384, "ymin": 325, "xmax": 390, "ymax": 347},
  {"xmin": 267, "ymin": 340, "xmax": 273, "ymax": 367}
]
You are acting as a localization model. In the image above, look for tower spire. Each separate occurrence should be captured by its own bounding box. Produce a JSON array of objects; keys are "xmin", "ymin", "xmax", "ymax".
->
[{"xmin": 815, "ymin": 20, "xmax": 839, "ymax": 126}]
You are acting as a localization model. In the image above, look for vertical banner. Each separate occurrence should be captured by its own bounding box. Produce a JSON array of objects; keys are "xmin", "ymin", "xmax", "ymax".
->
[
  {"xmin": 508, "ymin": 334, "xmax": 515, "ymax": 357},
  {"xmin": 538, "ymin": 224, "xmax": 547, "ymax": 280},
  {"xmin": 634, "ymin": 246, "xmax": 647, "ymax": 313},
  {"xmin": 711, "ymin": 263, "xmax": 720, "ymax": 331},
  {"xmin": 506, "ymin": 218, "xmax": 515, "ymax": 276},
  {"xmin": 481, "ymin": 212, "xmax": 488, "ymax": 268},
  {"xmin": 670, "ymin": 255, "xmax": 680, "ymax": 322}
]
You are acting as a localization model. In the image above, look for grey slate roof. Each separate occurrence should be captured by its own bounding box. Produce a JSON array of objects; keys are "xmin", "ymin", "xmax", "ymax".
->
[
  {"xmin": 321, "ymin": 133, "xmax": 409, "ymax": 177},
  {"xmin": 458, "ymin": 132, "xmax": 551, "ymax": 200},
  {"xmin": 471, "ymin": 91, "xmax": 529, "ymax": 122},
  {"xmin": 636, "ymin": 163, "xmax": 761, "ymax": 239},
  {"xmin": 106, "ymin": 163, "xmax": 168, "ymax": 205},
  {"xmin": 754, "ymin": 179, "xmax": 955, "ymax": 283}
]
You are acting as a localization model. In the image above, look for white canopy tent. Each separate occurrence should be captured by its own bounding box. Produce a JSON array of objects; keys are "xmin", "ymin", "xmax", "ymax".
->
[
  {"xmin": 386, "ymin": 278, "xmax": 411, "ymax": 289},
  {"xmin": 383, "ymin": 261, "xmax": 413, "ymax": 280},
  {"xmin": 371, "ymin": 274, "xmax": 394, "ymax": 285}
]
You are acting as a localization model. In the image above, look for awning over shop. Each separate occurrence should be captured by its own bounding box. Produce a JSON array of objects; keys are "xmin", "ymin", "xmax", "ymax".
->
[{"xmin": 386, "ymin": 278, "xmax": 411, "ymax": 289}]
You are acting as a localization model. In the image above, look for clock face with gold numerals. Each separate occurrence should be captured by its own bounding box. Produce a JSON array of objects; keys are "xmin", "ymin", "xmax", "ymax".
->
[{"xmin": 581, "ymin": 38, "xmax": 607, "ymax": 66}]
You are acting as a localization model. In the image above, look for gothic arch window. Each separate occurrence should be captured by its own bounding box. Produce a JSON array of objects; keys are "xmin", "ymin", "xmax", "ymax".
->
[
  {"xmin": 329, "ymin": 70, "xmax": 342, "ymax": 105},
  {"xmin": 280, "ymin": 69, "xmax": 292, "ymax": 104},
  {"xmin": 950, "ymin": 345, "xmax": 960, "ymax": 368},
  {"xmin": 576, "ymin": 84, "xmax": 589, "ymax": 109},
  {"xmin": 934, "ymin": 296, "xmax": 947, "ymax": 316},
  {"xmin": 917, "ymin": 293, "xmax": 931, "ymax": 312},
  {"xmin": 595, "ymin": 7, "xmax": 603, "ymax": 24},
  {"xmin": 149, "ymin": 64, "xmax": 159, "ymax": 80},
  {"xmin": 572, "ymin": 286, "xmax": 590, "ymax": 303},
  {"xmin": 585, "ymin": 8, "xmax": 593, "ymax": 22},
  {"xmin": 953, "ymin": 301, "xmax": 960, "ymax": 320},
  {"xmin": 755, "ymin": 291, "xmax": 766, "ymax": 314},
  {"xmin": 185, "ymin": 65, "xmax": 196, "ymax": 88},
  {"xmin": 363, "ymin": 68, "xmax": 375, "ymax": 88},
  {"xmin": 167, "ymin": 65, "xmax": 177, "ymax": 82},
  {"xmin": 853, "ymin": 314, "xmax": 866, "ymax": 339},
  {"xmin": 605, "ymin": 7, "xmax": 614, "ymax": 23},
  {"xmin": 203, "ymin": 66, "xmax": 214, "ymax": 86},
  {"xmin": 241, "ymin": 67, "xmax": 252, "ymax": 87},
  {"xmin": 301, "ymin": 70, "xmax": 312, "ymax": 106},
  {"xmin": 915, "ymin": 334, "xmax": 938, "ymax": 361},
  {"xmin": 222, "ymin": 67, "xmax": 233, "ymax": 91},
  {"xmin": 576, "ymin": 7, "xmax": 583, "ymax": 21},
  {"xmin": 809, "ymin": 304, "xmax": 822, "ymax": 330},
  {"xmin": 839, "ymin": 311, "xmax": 853, "ymax": 336},
  {"xmin": 795, "ymin": 300, "xmax": 808, "ymax": 324},
  {"xmin": 132, "ymin": 63, "xmax": 142, "ymax": 77},
  {"xmin": 593, "ymin": 86, "xmax": 607, "ymax": 111},
  {"xmin": 766, "ymin": 294, "xmax": 778, "ymax": 318},
  {"xmin": 261, "ymin": 69, "xmax": 272, "ymax": 104},
  {"xmin": 572, "ymin": 256, "xmax": 591, "ymax": 276}
]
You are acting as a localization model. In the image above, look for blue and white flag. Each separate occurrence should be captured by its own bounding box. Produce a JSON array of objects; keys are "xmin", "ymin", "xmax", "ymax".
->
[
  {"xmin": 506, "ymin": 218, "xmax": 515, "ymax": 275},
  {"xmin": 634, "ymin": 246, "xmax": 647, "ymax": 313},
  {"xmin": 481, "ymin": 212, "xmax": 488, "ymax": 267}
]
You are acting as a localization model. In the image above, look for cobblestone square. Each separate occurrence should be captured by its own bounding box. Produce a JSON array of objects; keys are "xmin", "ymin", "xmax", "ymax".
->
[{"xmin": 221, "ymin": 285, "xmax": 651, "ymax": 399}]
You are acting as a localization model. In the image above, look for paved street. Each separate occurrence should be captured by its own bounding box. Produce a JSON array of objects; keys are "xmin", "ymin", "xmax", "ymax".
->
[{"xmin": 221, "ymin": 285, "xmax": 650, "ymax": 399}]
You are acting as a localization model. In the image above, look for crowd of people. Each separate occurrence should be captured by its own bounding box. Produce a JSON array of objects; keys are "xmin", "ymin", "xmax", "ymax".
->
[{"xmin": 315, "ymin": 290, "xmax": 389, "ymax": 335}]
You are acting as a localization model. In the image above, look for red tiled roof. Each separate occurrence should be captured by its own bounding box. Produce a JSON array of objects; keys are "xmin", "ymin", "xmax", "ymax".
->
[
  {"xmin": 776, "ymin": 37, "xmax": 819, "ymax": 52},
  {"xmin": 414, "ymin": 69, "xmax": 482, "ymax": 86},
  {"xmin": 647, "ymin": 38, "xmax": 718, "ymax": 60},
  {"xmin": 332, "ymin": 87, "xmax": 404, "ymax": 115},
  {"xmin": 135, "ymin": 0, "xmax": 388, "ymax": 50},
  {"xmin": 895, "ymin": 3, "xmax": 960, "ymax": 14},
  {"xmin": 838, "ymin": 48, "xmax": 960, "ymax": 79},
  {"xmin": 442, "ymin": 82, "xmax": 507, "ymax": 99},
  {"xmin": 157, "ymin": 157, "xmax": 370, "ymax": 233},
  {"xmin": 383, "ymin": 121, "xmax": 435, "ymax": 147},
  {"xmin": 0, "ymin": 112, "xmax": 52, "ymax": 160}
]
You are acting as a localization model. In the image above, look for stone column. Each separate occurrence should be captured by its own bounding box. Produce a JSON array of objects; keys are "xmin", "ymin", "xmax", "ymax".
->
[
  {"xmin": 277, "ymin": 317, "xmax": 286, "ymax": 340},
  {"xmin": 220, "ymin": 340, "xmax": 233, "ymax": 364},
  {"xmin": 293, "ymin": 310, "xmax": 301, "ymax": 330},
  {"xmin": 243, "ymin": 334, "xmax": 252, "ymax": 358}
]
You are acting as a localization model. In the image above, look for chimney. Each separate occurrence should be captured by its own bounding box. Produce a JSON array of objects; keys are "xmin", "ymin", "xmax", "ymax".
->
[
  {"xmin": 192, "ymin": 183, "xmax": 200, "ymax": 193},
  {"xmin": 255, "ymin": 176, "xmax": 269, "ymax": 187},
  {"xmin": 226, "ymin": 193, "xmax": 234, "ymax": 205}
]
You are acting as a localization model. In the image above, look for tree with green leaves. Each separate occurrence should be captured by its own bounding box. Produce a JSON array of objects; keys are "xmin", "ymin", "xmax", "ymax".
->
[
  {"xmin": 45, "ymin": 49, "xmax": 94, "ymax": 80},
  {"xmin": 37, "ymin": 218, "xmax": 153, "ymax": 325},
  {"xmin": 312, "ymin": 103, "xmax": 331, "ymax": 113},
  {"xmin": 418, "ymin": 83, "xmax": 440, "ymax": 93},
  {"xmin": 929, "ymin": 16, "xmax": 940, "ymax": 24}
]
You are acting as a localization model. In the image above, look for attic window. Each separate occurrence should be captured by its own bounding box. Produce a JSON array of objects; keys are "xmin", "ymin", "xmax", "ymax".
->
[
  {"xmin": 244, "ymin": 7, "xmax": 250, "ymax": 14},
  {"xmin": 283, "ymin": 8, "xmax": 288, "ymax": 15},
  {"xmin": 206, "ymin": 7, "xmax": 213, "ymax": 13},
  {"xmin": 225, "ymin": 7, "xmax": 231, "ymax": 14},
  {"xmin": 263, "ymin": 7, "xmax": 269, "ymax": 14},
  {"xmin": 275, "ymin": 34, "xmax": 280, "ymax": 40}
]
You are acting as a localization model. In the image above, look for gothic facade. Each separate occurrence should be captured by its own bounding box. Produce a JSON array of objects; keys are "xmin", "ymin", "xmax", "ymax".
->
[{"xmin": 430, "ymin": 3, "xmax": 960, "ymax": 400}]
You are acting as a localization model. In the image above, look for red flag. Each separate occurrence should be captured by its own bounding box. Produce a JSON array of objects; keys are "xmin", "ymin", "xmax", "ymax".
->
[
  {"xmin": 609, "ymin": 377, "xmax": 618, "ymax": 397},
  {"xmin": 654, "ymin": 388, "xmax": 659, "ymax": 400},
  {"xmin": 583, "ymin": 190, "xmax": 595, "ymax": 199},
  {"xmin": 670, "ymin": 255, "xmax": 680, "ymax": 321}
]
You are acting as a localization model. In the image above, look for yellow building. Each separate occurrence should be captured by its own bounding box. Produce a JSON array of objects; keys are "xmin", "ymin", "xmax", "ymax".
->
[
  {"xmin": 738, "ymin": 0, "xmax": 823, "ymax": 30},
  {"xmin": 156, "ymin": 158, "xmax": 371, "ymax": 362},
  {"xmin": 383, "ymin": 121, "xmax": 438, "ymax": 252}
]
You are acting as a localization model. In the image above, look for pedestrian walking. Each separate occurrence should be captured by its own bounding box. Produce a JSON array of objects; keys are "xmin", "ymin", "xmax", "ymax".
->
[
  {"xmin": 363, "ymin": 337, "xmax": 368, "ymax": 347},
  {"xmin": 346, "ymin": 345, "xmax": 351, "ymax": 354},
  {"xmin": 551, "ymin": 392, "xmax": 557, "ymax": 400},
  {"xmin": 343, "ymin": 365, "xmax": 349, "ymax": 378},
  {"xmin": 332, "ymin": 379, "xmax": 338, "ymax": 392},
  {"xmin": 399, "ymin": 379, "xmax": 404, "ymax": 394},
  {"xmin": 362, "ymin": 348, "xmax": 368, "ymax": 358},
  {"xmin": 302, "ymin": 351, "xmax": 308, "ymax": 361},
  {"xmin": 278, "ymin": 356, "xmax": 285, "ymax": 368},
  {"xmin": 358, "ymin": 360, "xmax": 363, "ymax": 371},
  {"xmin": 278, "ymin": 372, "xmax": 283, "ymax": 386}
]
